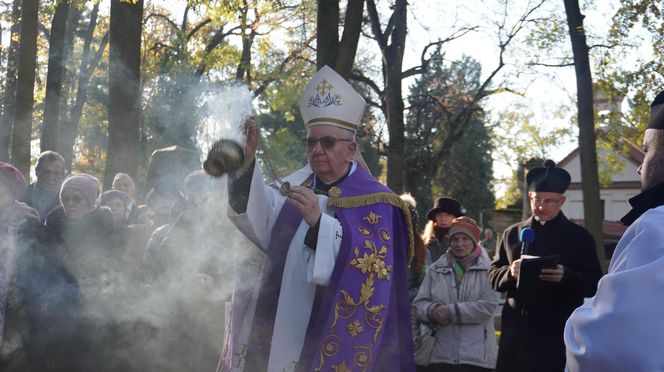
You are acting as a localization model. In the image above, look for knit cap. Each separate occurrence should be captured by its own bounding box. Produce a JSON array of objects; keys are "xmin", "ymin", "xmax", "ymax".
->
[
  {"xmin": 60, "ymin": 174, "xmax": 100, "ymax": 208},
  {"xmin": 0, "ymin": 162, "xmax": 27, "ymax": 200},
  {"xmin": 448, "ymin": 216, "xmax": 481, "ymax": 245}
]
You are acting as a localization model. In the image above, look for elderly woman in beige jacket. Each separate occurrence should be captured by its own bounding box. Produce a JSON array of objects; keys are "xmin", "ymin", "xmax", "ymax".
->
[{"xmin": 413, "ymin": 217, "xmax": 499, "ymax": 372}]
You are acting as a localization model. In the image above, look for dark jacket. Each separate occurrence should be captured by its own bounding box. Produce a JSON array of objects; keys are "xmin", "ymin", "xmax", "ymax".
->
[
  {"xmin": 127, "ymin": 202, "xmax": 146, "ymax": 225},
  {"xmin": 140, "ymin": 204, "xmax": 227, "ymax": 372},
  {"xmin": 44, "ymin": 207, "xmax": 138, "ymax": 372},
  {"xmin": 20, "ymin": 183, "xmax": 60, "ymax": 222},
  {"xmin": 1, "ymin": 218, "xmax": 88, "ymax": 371},
  {"xmin": 488, "ymin": 212, "xmax": 603, "ymax": 372},
  {"xmin": 426, "ymin": 235, "xmax": 449, "ymax": 264},
  {"xmin": 46, "ymin": 206, "xmax": 125, "ymax": 279}
]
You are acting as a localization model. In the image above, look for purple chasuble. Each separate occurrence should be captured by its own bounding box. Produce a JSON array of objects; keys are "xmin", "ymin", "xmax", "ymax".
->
[
  {"xmin": 221, "ymin": 167, "xmax": 415, "ymax": 372},
  {"xmin": 298, "ymin": 166, "xmax": 415, "ymax": 372}
]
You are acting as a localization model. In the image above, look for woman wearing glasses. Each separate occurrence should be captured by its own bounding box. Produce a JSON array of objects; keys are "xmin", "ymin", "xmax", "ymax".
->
[{"xmin": 46, "ymin": 174, "xmax": 124, "ymax": 280}]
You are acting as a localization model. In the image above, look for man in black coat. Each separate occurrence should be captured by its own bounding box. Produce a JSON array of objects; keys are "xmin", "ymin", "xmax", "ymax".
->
[{"xmin": 488, "ymin": 160, "xmax": 603, "ymax": 372}]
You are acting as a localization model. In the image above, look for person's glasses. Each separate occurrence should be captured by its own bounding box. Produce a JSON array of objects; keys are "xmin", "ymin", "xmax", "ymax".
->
[
  {"xmin": 62, "ymin": 195, "xmax": 85, "ymax": 204},
  {"xmin": 531, "ymin": 198, "xmax": 562, "ymax": 206},
  {"xmin": 303, "ymin": 136, "xmax": 352, "ymax": 150}
]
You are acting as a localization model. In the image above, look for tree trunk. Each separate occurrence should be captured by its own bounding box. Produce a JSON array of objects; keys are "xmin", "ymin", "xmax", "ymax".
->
[
  {"xmin": 317, "ymin": 0, "xmax": 339, "ymax": 72},
  {"xmin": 385, "ymin": 64, "xmax": 406, "ymax": 192},
  {"xmin": 12, "ymin": 0, "xmax": 39, "ymax": 178},
  {"xmin": 62, "ymin": 2, "xmax": 103, "ymax": 169},
  {"xmin": 235, "ymin": 3, "xmax": 255, "ymax": 83},
  {"xmin": 563, "ymin": 0, "xmax": 606, "ymax": 270},
  {"xmin": 316, "ymin": 0, "xmax": 363, "ymax": 79},
  {"xmin": 0, "ymin": 0, "xmax": 22, "ymax": 162},
  {"xmin": 335, "ymin": 0, "xmax": 363, "ymax": 79},
  {"xmin": 41, "ymin": 0, "xmax": 70, "ymax": 153},
  {"xmin": 366, "ymin": 0, "xmax": 407, "ymax": 192},
  {"xmin": 105, "ymin": 0, "xmax": 143, "ymax": 189}
]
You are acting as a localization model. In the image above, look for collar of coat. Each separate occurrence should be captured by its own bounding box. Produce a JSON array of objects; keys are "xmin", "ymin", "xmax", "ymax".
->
[
  {"xmin": 429, "ymin": 250, "xmax": 491, "ymax": 272},
  {"xmin": 621, "ymin": 181, "xmax": 664, "ymax": 226}
]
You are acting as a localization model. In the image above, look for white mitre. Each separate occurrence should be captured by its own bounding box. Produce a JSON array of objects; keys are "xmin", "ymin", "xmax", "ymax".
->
[{"xmin": 299, "ymin": 65, "xmax": 370, "ymax": 172}]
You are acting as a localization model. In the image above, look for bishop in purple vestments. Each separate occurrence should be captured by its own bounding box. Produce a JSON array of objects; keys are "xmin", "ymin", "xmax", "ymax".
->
[{"xmin": 219, "ymin": 66, "xmax": 415, "ymax": 372}]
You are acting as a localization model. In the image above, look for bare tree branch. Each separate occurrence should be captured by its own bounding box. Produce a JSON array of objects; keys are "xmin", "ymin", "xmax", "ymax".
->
[
  {"xmin": 528, "ymin": 61, "xmax": 575, "ymax": 67},
  {"xmin": 365, "ymin": 0, "xmax": 388, "ymax": 51},
  {"xmin": 181, "ymin": 5, "xmax": 189, "ymax": 33},
  {"xmin": 402, "ymin": 26, "xmax": 479, "ymax": 78},
  {"xmin": 187, "ymin": 18, "xmax": 212, "ymax": 40},
  {"xmin": 253, "ymin": 34, "xmax": 317, "ymax": 97},
  {"xmin": 350, "ymin": 71, "xmax": 384, "ymax": 98},
  {"xmin": 588, "ymin": 43, "xmax": 622, "ymax": 50},
  {"xmin": 145, "ymin": 13, "xmax": 179, "ymax": 33}
]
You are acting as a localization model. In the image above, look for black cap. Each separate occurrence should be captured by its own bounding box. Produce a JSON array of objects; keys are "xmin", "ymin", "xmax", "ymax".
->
[
  {"xmin": 647, "ymin": 90, "xmax": 664, "ymax": 130},
  {"xmin": 527, "ymin": 159, "xmax": 571, "ymax": 194},
  {"xmin": 426, "ymin": 197, "xmax": 463, "ymax": 221}
]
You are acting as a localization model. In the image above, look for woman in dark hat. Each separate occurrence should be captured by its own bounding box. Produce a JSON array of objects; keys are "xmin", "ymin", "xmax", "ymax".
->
[{"xmin": 422, "ymin": 197, "xmax": 464, "ymax": 264}]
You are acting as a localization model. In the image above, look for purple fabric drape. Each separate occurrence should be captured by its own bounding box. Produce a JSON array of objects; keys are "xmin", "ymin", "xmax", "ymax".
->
[
  {"xmin": 297, "ymin": 167, "xmax": 415, "ymax": 371},
  {"xmin": 222, "ymin": 167, "xmax": 415, "ymax": 372}
]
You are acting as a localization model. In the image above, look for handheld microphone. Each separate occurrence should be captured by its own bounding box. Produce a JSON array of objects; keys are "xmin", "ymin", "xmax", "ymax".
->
[{"xmin": 519, "ymin": 227, "xmax": 535, "ymax": 256}]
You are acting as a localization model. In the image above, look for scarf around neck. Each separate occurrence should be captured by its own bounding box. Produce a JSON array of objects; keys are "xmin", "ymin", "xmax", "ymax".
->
[{"xmin": 447, "ymin": 244, "xmax": 481, "ymax": 285}]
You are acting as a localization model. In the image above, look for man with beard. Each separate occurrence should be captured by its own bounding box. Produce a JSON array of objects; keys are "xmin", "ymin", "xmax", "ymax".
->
[{"xmin": 565, "ymin": 90, "xmax": 664, "ymax": 371}]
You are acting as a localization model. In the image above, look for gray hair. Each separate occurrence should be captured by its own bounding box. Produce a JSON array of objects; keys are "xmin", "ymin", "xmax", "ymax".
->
[{"xmin": 36, "ymin": 150, "xmax": 65, "ymax": 171}]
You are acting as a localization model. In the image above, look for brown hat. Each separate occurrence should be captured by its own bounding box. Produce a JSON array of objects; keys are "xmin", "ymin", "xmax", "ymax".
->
[
  {"xmin": 426, "ymin": 197, "xmax": 463, "ymax": 221},
  {"xmin": 448, "ymin": 216, "xmax": 481, "ymax": 245},
  {"xmin": 0, "ymin": 162, "xmax": 27, "ymax": 200}
]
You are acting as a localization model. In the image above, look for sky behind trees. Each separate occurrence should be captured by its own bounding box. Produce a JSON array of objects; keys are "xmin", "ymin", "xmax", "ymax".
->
[{"xmin": 152, "ymin": 0, "xmax": 648, "ymax": 199}]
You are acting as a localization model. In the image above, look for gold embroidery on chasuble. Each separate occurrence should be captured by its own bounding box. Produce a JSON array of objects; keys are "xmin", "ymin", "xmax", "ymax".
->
[
  {"xmin": 332, "ymin": 361, "xmax": 352, "ymax": 372},
  {"xmin": 315, "ymin": 210, "xmax": 393, "ymax": 372},
  {"xmin": 328, "ymin": 186, "xmax": 342, "ymax": 198},
  {"xmin": 363, "ymin": 211, "xmax": 382, "ymax": 225}
]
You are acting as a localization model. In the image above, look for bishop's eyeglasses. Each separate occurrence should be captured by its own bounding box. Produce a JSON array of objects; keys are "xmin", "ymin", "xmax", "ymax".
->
[{"xmin": 303, "ymin": 136, "xmax": 352, "ymax": 150}]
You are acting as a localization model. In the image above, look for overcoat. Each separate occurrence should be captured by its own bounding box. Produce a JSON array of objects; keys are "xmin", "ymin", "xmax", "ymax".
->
[{"xmin": 488, "ymin": 212, "xmax": 602, "ymax": 372}]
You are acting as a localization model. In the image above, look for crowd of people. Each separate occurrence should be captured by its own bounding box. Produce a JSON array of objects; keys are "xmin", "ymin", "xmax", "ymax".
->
[
  {"xmin": 0, "ymin": 151, "xmax": 236, "ymax": 371},
  {"xmin": 0, "ymin": 63, "xmax": 662, "ymax": 372}
]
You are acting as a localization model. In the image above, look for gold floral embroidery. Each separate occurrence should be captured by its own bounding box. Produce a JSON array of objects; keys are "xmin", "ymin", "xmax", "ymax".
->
[
  {"xmin": 378, "ymin": 227, "xmax": 390, "ymax": 242},
  {"xmin": 352, "ymin": 346, "xmax": 372, "ymax": 369},
  {"xmin": 347, "ymin": 320, "xmax": 364, "ymax": 337},
  {"xmin": 315, "ymin": 211, "xmax": 393, "ymax": 371},
  {"xmin": 332, "ymin": 361, "xmax": 352, "ymax": 372},
  {"xmin": 350, "ymin": 240, "xmax": 392, "ymax": 280},
  {"xmin": 357, "ymin": 226, "xmax": 372, "ymax": 237},
  {"xmin": 328, "ymin": 186, "xmax": 342, "ymax": 198},
  {"xmin": 328, "ymin": 192, "xmax": 414, "ymax": 264},
  {"xmin": 362, "ymin": 211, "xmax": 382, "ymax": 225},
  {"xmin": 302, "ymin": 179, "xmax": 313, "ymax": 188}
]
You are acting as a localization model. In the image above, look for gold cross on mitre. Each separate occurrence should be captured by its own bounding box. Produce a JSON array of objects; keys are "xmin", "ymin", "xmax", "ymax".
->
[{"xmin": 316, "ymin": 79, "xmax": 334, "ymax": 95}]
